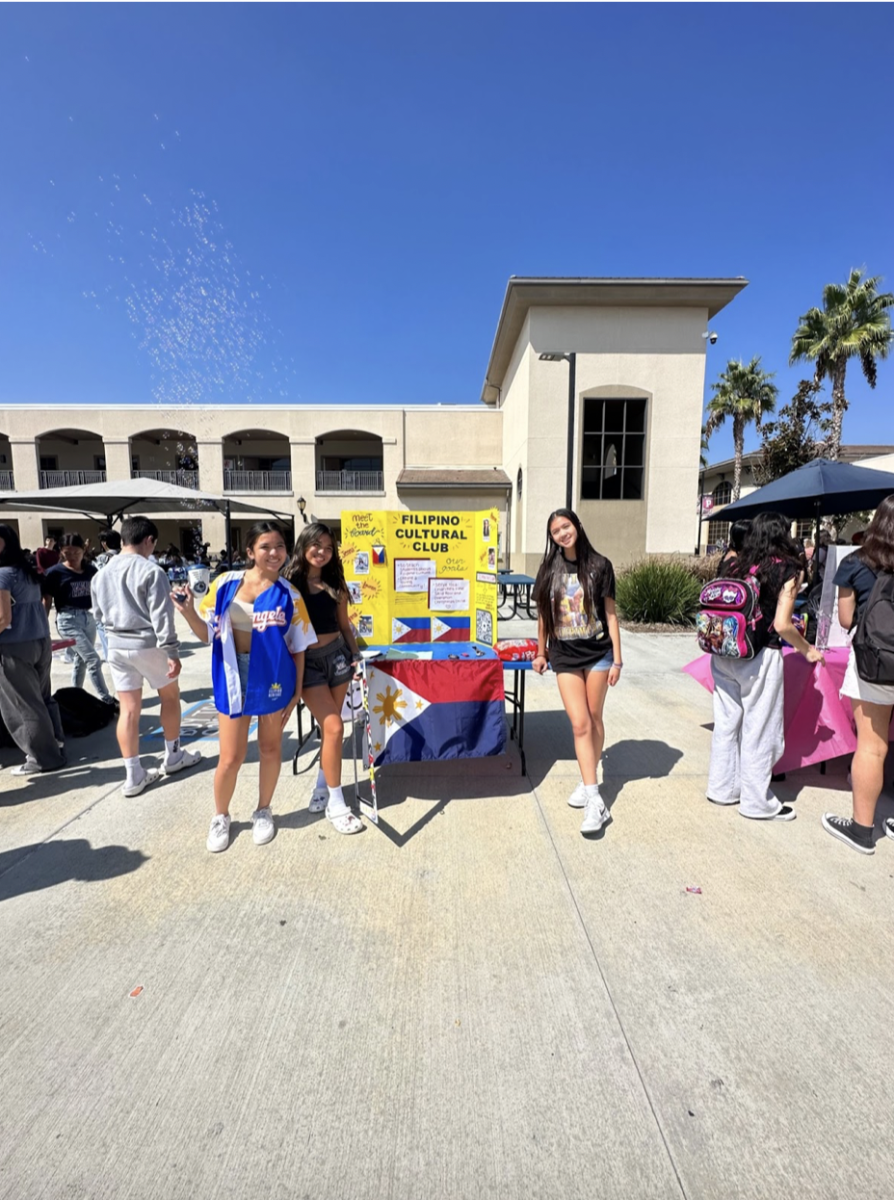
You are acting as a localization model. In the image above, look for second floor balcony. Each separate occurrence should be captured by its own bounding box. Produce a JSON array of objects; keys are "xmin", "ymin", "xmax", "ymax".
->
[
  {"xmin": 40, "ymin": 469, "xmax": 107, "ymax": 489},
  {"xmin": 316, "ymin": 470, "xmax": 384, "ymax": 493},
  {"xmin": 133, "ymin": 469, "xmax": 199, "ymax": 489},
  {"xmin": 223, "ymin": 469, "xmax": 292, "ymax": 493},
  {"xmin": 0, "ymin": 471, "xmax": 14, "ymax": 491}
]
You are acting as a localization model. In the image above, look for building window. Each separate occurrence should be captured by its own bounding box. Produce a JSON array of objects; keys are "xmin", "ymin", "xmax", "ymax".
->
[
  {"xmin": 795, "ymin": 519, "xmax": 814, "ymax": 541},
  {"xmin": 39, "ymin": 455, "xmax": 58, "ymax": 471},
  {"xmin": 581, "ymin": 398, "xmax": 646, "ymax": 501},
  {"xmin": 712, "ymin": 481, "xmax": 732, "ymax": 507},
  {"xmin": 707, "ymin": 518, "xmax": 731, "ymax": 548}
]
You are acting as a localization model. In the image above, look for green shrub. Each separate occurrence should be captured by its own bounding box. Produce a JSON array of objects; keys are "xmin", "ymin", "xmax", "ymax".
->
[{"xmin": 615, "ymin": 558, "xmax": 702, "ymax": 625}]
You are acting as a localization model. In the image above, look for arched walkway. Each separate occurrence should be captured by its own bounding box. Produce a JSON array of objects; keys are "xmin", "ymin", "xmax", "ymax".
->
[
  {"xmin": 315, "ymin": 429, "xmax": 383, "ymax": 493},
  {"xmin": 130, "ymin": 428, "xmax": 199, "ymax": 489},
  {"xmin": 221, "ymin": 429, "xmax": 291, "ymax": 493},
  {"xmin": 36, "ymin": 428, "xmax": 106, "ymax": 489}
]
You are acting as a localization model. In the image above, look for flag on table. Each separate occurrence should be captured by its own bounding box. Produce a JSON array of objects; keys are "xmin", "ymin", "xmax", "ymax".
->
[
  {"xmin": 366, "ymin": 655, "xmax": 505, "ymax": 766},
  {"xmin": 392, "ymin": 617, "xmax": 430, "ymax": 643}
]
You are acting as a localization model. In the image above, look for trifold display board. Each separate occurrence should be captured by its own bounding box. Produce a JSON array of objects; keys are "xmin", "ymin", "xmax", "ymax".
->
[{"xmin": 340, "ymin": 509, "xmax": 499, "ymax": 647}]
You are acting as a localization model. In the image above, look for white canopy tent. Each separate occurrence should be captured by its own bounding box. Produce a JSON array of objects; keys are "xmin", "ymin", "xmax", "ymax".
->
[{"xmin": 0, "ymin": 477, "xmax": 295, "ymax": 553}]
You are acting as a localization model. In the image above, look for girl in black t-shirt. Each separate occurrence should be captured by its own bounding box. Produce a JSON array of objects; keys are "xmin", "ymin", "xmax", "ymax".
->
[
  {"xmin": 532, "ymin": 509, "xmax": 621, "ymax": 836},
  {"xmin": 707, "ymin": 512, "xmax": 822, "ymax": 821}
]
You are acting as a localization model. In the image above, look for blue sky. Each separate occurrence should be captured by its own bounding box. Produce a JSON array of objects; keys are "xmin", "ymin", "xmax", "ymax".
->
[{"xmin": 1, "ymin": 3, "xmax": 892, "ymax": 463}]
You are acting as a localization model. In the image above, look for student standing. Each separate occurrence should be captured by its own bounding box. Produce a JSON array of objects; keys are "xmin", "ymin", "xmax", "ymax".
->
[
  {"xmin": 707, "ymin": 512, "xmax": 824, "ymax": 820},
  {"xmin": 173, "ymin": 521, "xmax": 316, "ymax": 852},
  {"xmin": 532, "ymin": 509, "xmax": 622, "ymax": 836},
  {"xmin": 44, "ymin": 534, "xmax": 116, "ymax": 705},
  {"xmin": 0, "ymin": 524, "xmax": 66, "ymax": 775},
  {"xmin": 823, "ymin": 496, "xmax": 894, "ymax": 853},
  {"xmin": 285, "ymin": 523, "xmax": 364, "ymax": 834},
  {"xmin": 92, "ymin": 516, "xmax": 200, "ymax": 797}
]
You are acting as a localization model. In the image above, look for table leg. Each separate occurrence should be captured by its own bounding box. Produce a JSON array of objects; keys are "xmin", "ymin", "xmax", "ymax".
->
[
  {"xmin": 292, "ymin": 700, "xmax": 319, "ymax": 774},
  {"xmin": 518, "ymin": 669, "xmax": 527, "ymax": 776}
]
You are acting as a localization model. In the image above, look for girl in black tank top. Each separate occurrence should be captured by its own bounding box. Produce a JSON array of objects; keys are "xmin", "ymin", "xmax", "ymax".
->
[{"xmin": 285, "ymin": 524, "xmax": 363, "ymax": 835}]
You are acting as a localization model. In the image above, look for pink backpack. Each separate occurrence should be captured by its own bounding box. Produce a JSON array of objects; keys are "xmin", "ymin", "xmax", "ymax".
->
[{"xmin": 696, "ymin": 568, "xmax": 770, "ymax": 659}]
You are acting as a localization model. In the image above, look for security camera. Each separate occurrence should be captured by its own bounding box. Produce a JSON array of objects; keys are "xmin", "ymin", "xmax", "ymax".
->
[{"xmin": 702, "ymin": 331, "xmax": 719, "ymax": 345}]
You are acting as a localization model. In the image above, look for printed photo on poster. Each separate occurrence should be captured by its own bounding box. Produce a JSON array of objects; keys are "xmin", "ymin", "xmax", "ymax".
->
[
  {"xmin": 357, "ymin": 614, "xmax": 374, "ymax": 637},
  {"xmin": 487, "ymin": 547, "xmax": 496, "ymax": 569},
  {"xmin": 482, "ymin": 518, "xmax": 490, "ymax": 539},
  {"xmin": 347, "ymin": 582, "xmax": 362, "ymax": 605},
  {"xmin": 354, "ymin": 551, "xmax": 370, "ymax": 575},
  {"xmin": 476, "ymin": 608, "xmax": 494, "ymax": 645}
]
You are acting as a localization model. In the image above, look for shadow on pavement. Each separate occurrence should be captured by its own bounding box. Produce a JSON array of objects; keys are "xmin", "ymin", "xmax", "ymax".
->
[{"xmin": 0, "ymin": 838, "xmax": 148, "ymax": 902}]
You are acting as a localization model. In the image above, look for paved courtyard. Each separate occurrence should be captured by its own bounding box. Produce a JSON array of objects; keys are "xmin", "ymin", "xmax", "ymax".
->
[{"xmin": 1, "ymin": 617, "xmax": 892, "ymax": 1199}]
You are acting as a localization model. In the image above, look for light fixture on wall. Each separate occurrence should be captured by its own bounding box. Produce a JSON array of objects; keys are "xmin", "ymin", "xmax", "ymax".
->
[
  {"xmin": 538, "ymin": 351, "xmax": 577, "ymax": 510},
  {"xmin": 702, "ymin": 331, "xmax": 718, "ymax": 345},
  {"xmin": 297, "ymin": 495, "xmax": 308, "ymax": 524}
]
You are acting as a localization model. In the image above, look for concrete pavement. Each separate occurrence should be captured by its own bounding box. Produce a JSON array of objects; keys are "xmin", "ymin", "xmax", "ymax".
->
[{"xmin": 1, "ymin": 619, "xmax": 892, "ymax": 1199}]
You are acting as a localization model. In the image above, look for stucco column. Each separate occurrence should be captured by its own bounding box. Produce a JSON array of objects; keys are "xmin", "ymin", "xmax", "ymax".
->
[
  {"xmin": 290, "ymin": 440, "xmax": 316, "ymax": 512},
  {"xmin": 9, "ymin": 438, "xmax": 39, "ymax": 491},
  {"xmin": 197, "ymin": 440, "xmax": 224, "ymax": 494},
  {"xmin": 103, "ymin": 438, "xmax": 132, "ymax": 483}
]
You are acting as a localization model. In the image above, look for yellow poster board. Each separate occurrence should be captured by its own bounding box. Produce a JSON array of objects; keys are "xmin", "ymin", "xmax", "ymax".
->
[{"xmin": 340, "ymin": 509, "xmax": 499, "ymax": 647}]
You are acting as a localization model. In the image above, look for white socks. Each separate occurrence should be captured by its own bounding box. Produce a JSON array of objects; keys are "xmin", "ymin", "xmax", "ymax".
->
[
  {"xmin": 164, "ymin": 738, "xmax": 182, "ymax": 764},
  {"xmin": 124, "ymin": 755, "xmax": 144, "ymax": 787},
  {"xmin": 327, "ymin": 785, "xmax": 348, "ymax": 815}
]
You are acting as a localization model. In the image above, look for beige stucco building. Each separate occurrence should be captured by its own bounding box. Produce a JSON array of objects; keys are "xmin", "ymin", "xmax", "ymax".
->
[{"xmin": 0, "ymin": 276, "xmax": 747, "ymax": 569}]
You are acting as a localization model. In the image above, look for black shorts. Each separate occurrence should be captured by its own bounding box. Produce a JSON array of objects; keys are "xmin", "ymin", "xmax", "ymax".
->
[{"xmin": 303, "ymin": 636, "xmax": 354, "ymax": 691}]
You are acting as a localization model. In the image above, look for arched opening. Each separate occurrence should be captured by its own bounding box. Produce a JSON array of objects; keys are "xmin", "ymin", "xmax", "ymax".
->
[
  {"xmin": 315, "ymin": 430, "xmax": 384, "ymax": 493},
  {"xmin": 221, "ymin": 429, "xmax": 292, "ymax": 493},
  {"xmin": 36, "ymin": 428, "xmax": 106, "ymax": 489},
  {"xmin": 712, "ymin": 480, "xmax": 732, "ymax": 507},
  {"xmin": 0, "ymin": 434, "xmax": 12, "ymax": 491},
  {"xmin": 130, "ymin": 429, "xmax": 200, "ymax": 490}
]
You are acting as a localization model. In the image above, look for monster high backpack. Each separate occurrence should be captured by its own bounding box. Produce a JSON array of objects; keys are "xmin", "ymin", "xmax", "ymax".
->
[{"xmin": 696, "ymin": 568, "xmax": 770, "ymax": 660}]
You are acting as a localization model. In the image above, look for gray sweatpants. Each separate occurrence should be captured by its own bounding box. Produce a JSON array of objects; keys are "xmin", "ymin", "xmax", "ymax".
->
[
  {"xmin": 708, "ymin": 648, "xmax": 785, "ymax": 818},
  {"xmin": 0, "ymin": 638, "xmax": 66, "ymax": 770}
]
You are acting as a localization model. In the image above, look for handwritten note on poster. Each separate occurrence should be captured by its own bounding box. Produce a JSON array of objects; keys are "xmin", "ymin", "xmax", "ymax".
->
[
  {"xmin": 394, "ymin": 558, "xmax": 436, "ymax": 593},
  {"xmin": 428, "ymin": 578, "xmax": 470, "ymax": 611}
]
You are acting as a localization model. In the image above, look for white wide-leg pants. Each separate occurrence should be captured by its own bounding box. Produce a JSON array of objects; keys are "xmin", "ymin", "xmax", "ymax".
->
[{"xmin": 707, "ymin": 648, "xmax": 785, "ymax": 818}]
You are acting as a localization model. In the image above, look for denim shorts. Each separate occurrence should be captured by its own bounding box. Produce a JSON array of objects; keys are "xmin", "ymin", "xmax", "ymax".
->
[
  {"xmin": 303, "ymin": 636, "xmax": 354, "ymax": 691},
  {"xmin": 237, "ymin": 652, "xmax": 251, "ymax": 693}
]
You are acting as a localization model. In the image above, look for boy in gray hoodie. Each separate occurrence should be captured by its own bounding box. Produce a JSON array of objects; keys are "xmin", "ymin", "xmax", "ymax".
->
[{"xmin": 92, "ymin": 515, "xmax": 200, "ymax": 795}]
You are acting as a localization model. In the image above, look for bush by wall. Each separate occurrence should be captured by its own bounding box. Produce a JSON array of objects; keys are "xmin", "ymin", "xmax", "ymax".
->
[{"xmin": 615, "ymin": 558, "xmax": 702, "ymax": 625}]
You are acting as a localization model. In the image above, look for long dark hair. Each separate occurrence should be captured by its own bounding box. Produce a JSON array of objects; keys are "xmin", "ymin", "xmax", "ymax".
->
[
  {"xmin": 858, "ymin": 494, "xmax": 894, "ymax": 573},
  {"xmin": 732, "ymin": 512, "xmax": 801, "ymax": 587},
  {"xmin": 0, "ymin": 523, "xmax": 41, "ymax": 586},
  {"xmin": 285, "ymin": 522, "xmax": 346, "ymax": 600},
  {"xmin": 533, "ymin": 508, "xmax": 611, "ymax": 640}
]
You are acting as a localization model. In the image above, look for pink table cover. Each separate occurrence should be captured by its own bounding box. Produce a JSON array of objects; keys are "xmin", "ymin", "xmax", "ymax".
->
[{"xmin": 683, "ymin": 647, "xmax": 861, "ymax": 773}]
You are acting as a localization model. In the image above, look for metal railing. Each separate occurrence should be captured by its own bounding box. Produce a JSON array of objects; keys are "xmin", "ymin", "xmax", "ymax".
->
[
  {"xmin": 223, "ymin": 470, "xmax": 292, "ymax": 493},
  {"xmin": 0, "ymin": 471, "xmax": 13, "ymax": 491},
  {"xmin": 39, "ymin": 470, "xmax": 107, "ymax": 488},
  {"xmin": 316, "ymin": 470, "xmax": 384, "ymax": 492},
  {"xmin": 133, "ymin": 469, "xmax": 200, "ymax": 489}
]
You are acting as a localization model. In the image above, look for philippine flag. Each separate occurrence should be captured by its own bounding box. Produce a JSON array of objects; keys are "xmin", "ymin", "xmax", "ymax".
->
[
  {"xmin": 372, "ymin": 545, "xmax": 386, "ymax": 565},
  {"xmin": 391, "ymin": 617, "xmax": 430, "ymax": 644},
  {"xmin": 366, "ymin": 653, "xmax": 506, "ymax": 766},
  {"xmin": 431, "ymin": 616, "xmax": 471, "ymax": 642}
]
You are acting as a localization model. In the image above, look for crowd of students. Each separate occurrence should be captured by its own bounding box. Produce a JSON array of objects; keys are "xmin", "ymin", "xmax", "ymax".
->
[{"xmin": 2, "ymin": 502, "xmax": 894, "ymax": 856}]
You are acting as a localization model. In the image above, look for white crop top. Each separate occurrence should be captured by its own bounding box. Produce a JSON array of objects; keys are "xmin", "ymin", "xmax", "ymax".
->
[{"xmin": 229, "ymin": 596, "xmax": 254, "ymax": 633}]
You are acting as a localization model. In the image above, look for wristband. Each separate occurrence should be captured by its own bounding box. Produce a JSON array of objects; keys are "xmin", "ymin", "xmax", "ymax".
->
[{"xmin": 612, "ymin": 662, "xmax": 623, "ymax": 669}]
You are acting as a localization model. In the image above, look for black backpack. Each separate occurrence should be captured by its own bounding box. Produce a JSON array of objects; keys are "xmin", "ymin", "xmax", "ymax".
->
[
  {"xmin": 852, "ymin": 572, "xmax": 894, "ymax": 685},
  {"xmin": 54, "ymin": 688, "xmax": 118, "ymax": 737}
]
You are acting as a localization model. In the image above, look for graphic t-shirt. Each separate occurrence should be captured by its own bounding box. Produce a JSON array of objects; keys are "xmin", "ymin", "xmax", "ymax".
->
[
  {"xmin": 548, "ymin": 556, "xmax": 615, "ymax": 669},
  {"xmin": 45, "ymin": 562, "xmax": 97, "ymax": 612}
]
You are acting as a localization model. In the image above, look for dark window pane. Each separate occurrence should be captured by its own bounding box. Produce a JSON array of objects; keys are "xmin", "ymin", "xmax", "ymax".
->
[
  {"xmin": 603, "ymin": 400, "xmax": 626, "ymax": 433},
  {"xmin": 625, "ymin": 434, "xmax": 645, "ymax": 467},
  {"xmin": 623, "ymin": 468, "xmax": 644, "ymax": 500},
  {"xmin": 602, "ymin": 469, "xmax": 623, "ymax": 499},
  {"xmin": 581, "ymin": 435, "xmax": 603, "ymax": 467},
  {"xmin": 581, "ymin": 467, "xmax": 601, "ymax": 500},
  {"xmin": 625, "ymin": 402, "xmax": 646, "ymax": 433},
  {"xmin": 583, "ymin": 397, "xmax": 604, "ymax": 435}
]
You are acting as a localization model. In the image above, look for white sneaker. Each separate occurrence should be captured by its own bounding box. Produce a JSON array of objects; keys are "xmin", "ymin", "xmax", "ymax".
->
[
  {"xmin": 122, "ymin": 768, "xmax": 161, "ymax": 797},
  {"xmin": 251, "ymin": 807, "xmax": 275, "ymax": 845},
  {"xmin": 163, "ymin": 748, "xmax": 201, "ymax": 775},
  {"xmin": 11, "ymin": 759, "xmax": 42, "ymax": 776},
  {"xmin": 581, "ymin": 791, "xmax": 608, "ymax": 834},
  {"xmin": 567, "ymin": 781, "xmax": 588, "ymax": 808},
  {"xmin": 207, "ymin": 813, "xmax": 231, "ymax": 853},
  {"xmin": 308, "ymin": 787, "xmax": 328, "ymax": 814}
]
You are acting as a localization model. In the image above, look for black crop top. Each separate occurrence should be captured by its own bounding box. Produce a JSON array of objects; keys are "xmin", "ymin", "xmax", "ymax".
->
[{"xmin": 302, "ymin": 585, "xmax": 341, "ymax": 635}]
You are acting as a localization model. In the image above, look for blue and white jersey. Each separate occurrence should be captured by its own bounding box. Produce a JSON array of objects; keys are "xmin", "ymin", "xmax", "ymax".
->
[{"xmin": 199, "ymin": 571, "xmax": 316, "ymax": 716}]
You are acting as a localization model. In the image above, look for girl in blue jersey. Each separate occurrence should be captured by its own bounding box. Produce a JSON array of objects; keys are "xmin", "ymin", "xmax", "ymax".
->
[
  {"xmin": 173, "ymin": 522, "xmax": 316, "ymax": 853},
  {"xmin": 285, "ymin": 523, "xmax": 364, "ymax": 834}
]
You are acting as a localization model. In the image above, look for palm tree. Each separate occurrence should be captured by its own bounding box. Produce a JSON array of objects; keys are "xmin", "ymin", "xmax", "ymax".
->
[
  {"xmin": 790, "ymin": 268, "xmax": 894, "ymax": 459},
  {"xmin": 704, "ymin": 357, "xmax": 778, "ymax": 501}
]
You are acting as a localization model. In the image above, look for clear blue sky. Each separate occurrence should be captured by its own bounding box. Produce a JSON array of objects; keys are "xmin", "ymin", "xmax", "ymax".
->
[{"xmin": 2, "ymin": 3, "xmax": 892, "ymax": 463}]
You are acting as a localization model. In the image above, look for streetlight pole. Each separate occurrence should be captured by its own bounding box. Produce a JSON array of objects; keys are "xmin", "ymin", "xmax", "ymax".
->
[{"xmin": 539, "ymin": 352, "xmax": 577, "ymax": 511}]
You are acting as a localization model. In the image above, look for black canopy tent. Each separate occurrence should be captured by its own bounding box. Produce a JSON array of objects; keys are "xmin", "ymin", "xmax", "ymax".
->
[
  {"xmin": 718, "ymin": 458, "xmax": 894, "ymax": 549},
  {"xmin": 0, "ymin": 478, "xmax": 295, "ymax": 555}
]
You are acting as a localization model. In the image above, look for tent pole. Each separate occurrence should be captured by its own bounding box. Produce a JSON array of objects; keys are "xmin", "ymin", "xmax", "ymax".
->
[{"xmin": 813, "ymin": 500, "xmax": 822, "ymax": 587}]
